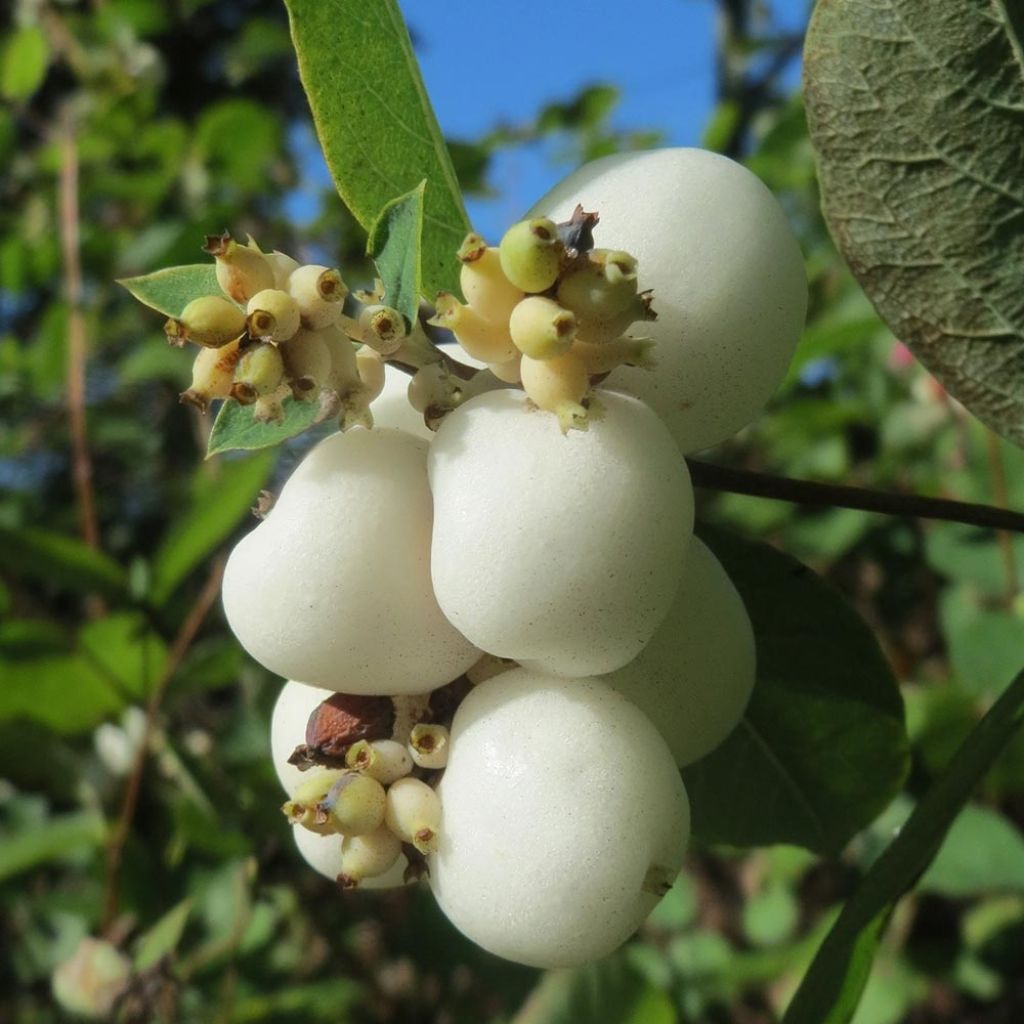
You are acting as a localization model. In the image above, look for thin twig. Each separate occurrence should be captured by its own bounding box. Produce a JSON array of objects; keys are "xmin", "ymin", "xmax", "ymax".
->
[
  {"xmin": 101, "ymin": 560, "xmax": 226, "ymax": 933},
  {"xmin": 687, "ymin": 460, "xmax": 1024, "ymax": 535},
  {"xmin": 984, "ymin": 429, "xmax": 1019, "ymax": 597},
  {"xmin": 59, "ymin": 112, "xmax": 103, "ymax": 608}
]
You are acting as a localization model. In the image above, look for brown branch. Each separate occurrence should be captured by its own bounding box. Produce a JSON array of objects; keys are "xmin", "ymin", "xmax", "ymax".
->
[
  {"xmin": 59, "ymin": 114, "xmax": 103, "ymax": 590},
  {"xmin": 101, "ymin": 559, "xmax": 226, "ymax": 933},
  {"xmin": 686, "ymin": 460, "xmax": 1024, "ymax": 535}
]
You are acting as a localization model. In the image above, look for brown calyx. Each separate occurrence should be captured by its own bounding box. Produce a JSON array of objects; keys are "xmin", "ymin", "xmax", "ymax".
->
[{"xmin": 288, "ymin": 693, "xmax": 395, "ymax": 771}]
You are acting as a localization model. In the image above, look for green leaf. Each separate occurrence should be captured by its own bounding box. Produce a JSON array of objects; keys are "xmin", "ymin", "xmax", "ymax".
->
[
  {"xmin": 231, "ymin": 980, "xmax": 363, "ymax": 1023},
  {"xmin": 118, "ymin": 264, "xmax": 221, "ymax": 318},
  {"xmin": 0, "ymin": 26, "xmax": 49, "ymax": 101},
  {"xmin": 687, "ymin": 525, "xmax": 908, "ymax": 854},
  {"xmin": 0, "ymin": 524, "xmax": 128, "ymax": 601},
  {"xmin": 804, "ymin": 1, "xmax": 1024, "ymax": 448},
  {"xmin": 922, "ymin": 804, "xmax": 1024, "ymax": 897},
  {"xmin": 150, "ymin": 450, "xmax": 275, "ymax": 605},
  {"xmin": 940, "ymin": 585, "xmax": 1024, "ymax": 698},
  {"xmin": 367, "ymin": 181, "xmax": 426, "ymax": 325},
  {"xmin": 207, "ymin": 397, "xmax": 324, "ymax": 457},
  {"xmin": 512, "ymin": 957, "xmax": 676, "ymax": 1024},
  {"xmin": 134, "ymin": 900, "xmax": 192, "ymax": 971},
  {"xmin": 284, "ymin": 0, "xmax": 469, "ymax": 298},
  {"xmin": 782, "ymin": 666, "xmax": 1024, "ymax": 1024},
  {"xmin": 78, "ymin": 613, "xmax": 168, "ymax": 699},
  {"xmin": 0, "ymin": 811, "xmax": 106, "ymax": 882}
]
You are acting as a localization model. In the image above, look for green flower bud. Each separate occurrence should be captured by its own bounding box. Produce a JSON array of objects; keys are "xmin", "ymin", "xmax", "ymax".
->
[
  {"xmin": 283, "ymin": 328, "xmax": 332, "ymax": 400},
  {"xmin": 266, "ymin": 250, "xmax": 300, "ymax": 289},
  {"xmin": 180, "ymin": 337, "xmax": 243, "ymax": 411},
  {"xmin": 283, "ymin": 770, "xmax": 346, "ymax": 835},
  {"xmin": 384, "ymin": 776, "xmax": 442, "ymax": 854},
  {"xmin": 164, "ymin": 295, "xmax": 245, "ymax": 348},
  {"xmin": 520, "ymin": 349, "xmax": 590, "ymax": 433},
  {"xmin": 408, "ymin": 723, "xmax": 449, "ymax": 770},
  {"xmin": 429, "ymin": 292, "xmax": 516, "ymax": 364},
  {"xmin": 556, "ymin": 249, "xmax": 639, "ymax": 326},
  {"xmin": 324, "ymin": 771, "xmax": 387, "ymax": 836},
  {"xmin": 509, "ymin": 295, "xmax": 576, "ymax": 360},
  {"xmin": 231, "ymin": 342, "xmax": 285, "ymax": 404},
  {"xmin": 574, "ymin": 336, "xmax": 655, "ymax": 375},
  {"xmin": 358, "ymin": 304, "xmax": 406, "ymax": 355},
  {"xmin": 338, "ymin": 827, "xmax": 402, "ymax": 888},
  {"xmin": 288, "ymin": 264, "xmax": 347, "ymax": 329},
  {"xmin": 498, "ymin": 217, "xmax": 562, "ymax": 293},
  {"xmin": 204, "ymin": 231, "xmax": 275, "ymax": 303},
  {"xmin": 321, "ymin": 325, "xmax": 360, "ymax": 395},
  {"xmin": 458, "ymin": 233, "xmax": 524, "ymax": 323},
  {"xmin": 246, "ymin": 288, "xmax": 301, "ymax": 342},
  {"xmin": 576, "ymin": 290, "xmax": 656, "ymax": 346},
  {"xmin": 356, "ymin": 346, "xmax": 386, "ymax": 401}
]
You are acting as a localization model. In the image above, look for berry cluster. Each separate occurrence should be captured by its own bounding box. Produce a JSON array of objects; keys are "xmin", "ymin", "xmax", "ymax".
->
[
  {"xmin": 214, "ymin": 149, "xmax": 805, "ymax": 968},
  {"xmin": 168, "ymin": 232, "xmax": 403, "ymax": 428}
]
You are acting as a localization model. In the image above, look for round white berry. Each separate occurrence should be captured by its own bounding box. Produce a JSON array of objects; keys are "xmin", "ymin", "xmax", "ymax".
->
[
  {"xmin": 429, "ymin": 669, "xmax": 690, "ymax": 968},
  {"xmin": 270, "ymin": 679, "xmax": 334, "ymax": 796},
  {"xmin": 291, "ymin": 824, "xmax": 408, "ymax": 889}
]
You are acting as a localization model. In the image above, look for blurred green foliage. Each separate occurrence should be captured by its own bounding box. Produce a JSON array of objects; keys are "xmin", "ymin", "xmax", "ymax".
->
[{"xmin": 2, "ymin": 1, "xmax": 1024, "ymax": 1022}]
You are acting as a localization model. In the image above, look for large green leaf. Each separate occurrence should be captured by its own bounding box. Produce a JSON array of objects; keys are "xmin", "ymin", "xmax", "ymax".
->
[
  {"xmin": 78, "ymin": 613, "xmax": 168, "ymax": 699},
  {"xmin": 150, "ymin": 450, "xmax": 275, "ymax": 605},
  {"xmin": 367, "ymin": 181, "xmax": 426, "ymax": 326},
  {"xmin": 284, "ymin": 0, "xmax": 469, "ymax": 298},
  {"xmin": 0, "ymin": 26, "xmax": 49, "ymax": 102},
  {"xmin": 922, "ymin": 803, "xmax": 1024, "ymax": 897},
  {"xmin": 804, "ymin": 1, "xmax": 1024, "ymax": 447},
  {"xmin": 512, "ymin": 957, "xmax": 675, "ymax": 1024},
  {"xmin": 0, "ymin": 811, "xmax": 106, "ymax": 883},
  {"xmin": 783, "ymin": 666, "xmax": 1024, "ymax": 1024},
  {"xmin": 118, "ymin": 264, "xmax": 222, "ymax": 318},
  {"xmin": 687, "ymin": 526, "xmax": 908, "ymax": 854},
  {"xmin": 0, "ymin": 524, "xmax": 128, "ymax": 601},
  {"xmin": 207, "ymin": 396, "xmax": 324, "ymax": 457}
]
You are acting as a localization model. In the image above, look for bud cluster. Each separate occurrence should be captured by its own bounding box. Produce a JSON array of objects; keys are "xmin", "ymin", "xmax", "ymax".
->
[{"xmin": 429, "ymin": 207, "xmax": 656, "ymax": 432}]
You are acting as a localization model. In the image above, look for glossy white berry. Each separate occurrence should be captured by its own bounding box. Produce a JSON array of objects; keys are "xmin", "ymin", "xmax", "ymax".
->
[
  {"xmin": 428, "ymin": 389, "xmax": 693, "ymax": 676},
  {"xmin": 429, "ymin": 669, "xmax": 690, "ymax": 968},
  {"xmin": 606, "ymin": 538, "xmax": 755, "ymax": 766},
  {"xmin": 367, "ymin": 365, "xmax": 432, "ymax": 438},
  {"xmin": 222, "ymin": 429, "xmax": 479, "ymax": 693},
  {"xmin": 291, "ymin": 825, "xmax": 409, "ymax": 889},
  {"xmin": 270, "ymin": 679, "xmax": 334, "ymax": 796},
  {"xmin": 529, "ymin": 147, "xmax": 807, "ymax": 453}
]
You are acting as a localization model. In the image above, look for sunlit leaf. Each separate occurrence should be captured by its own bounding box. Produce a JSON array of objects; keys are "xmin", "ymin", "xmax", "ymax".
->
[
  {"xmin": 118, "ymin": 264, "xmax": 222, "ymax": 318},
  {"xmin": 367, "ymin": 181, "xmax": 426, "ymax": 326}
]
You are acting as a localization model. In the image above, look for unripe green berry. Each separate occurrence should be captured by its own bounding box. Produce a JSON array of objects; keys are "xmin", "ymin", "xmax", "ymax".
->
[
  {"xmin": 283, "ymin": 328, "xmax": 332, "ymax": 400},
  {"xmin": 574, "ymin": 336, "xmax": 655, "ymax": 375},
  {"xmin": 266, "ymin": 250, "xmax": 301, "ymax": 289},
  {"xmin": 346, "ymin": 738, "xmax": 413, "ymax": 785},
  {"xmin": 408, "ymin": 362, "xmax": 453, "ymax": 414},
  {"xmin": 575, "ymin": 292, "xmax": 656, "ymax": 346},
  {"xmin": 322, "ymin": 325, "xmax": 360, "ymax": 395},
  {"xmin": 429, "ymin": 292, "xmax": 516, "ymax": 364},
  {"xmin": 339, "ymin": 827, "xmax": 403, "ymax": 888},
  {"xmin": 509, "ymin": 296, "xmax": 577, "ymax": 360},
  {"xmin": 519, "ymin": 349, "xmax": 590, "ymax": 432},
  {"xmin": 358, "ymin": 304, "xmax": 406, "ymax": 355},
  {"xmin": 556, "ymin": 249, "xmax": 639, "ymax": 326},
  {"xmin": 356, "ymin": 346, "xmax": 386, "ymax": 401},
  {"xmin": 384, "ymin": 776, "xmax": 442, "ymax": 854},
  {"xmin": 499, "ymin": 218, "xmax": 562, "ymax": 293},
  {"xmin": 180, "ymin": 337, "xmax": 242, "ymax": 411},
  {"xmin": 232, "ymin": 342, "xmax": 285, "ymax": 404},
  {"xmin": 246, "ymin": 288, "xmax": 301, "ymax": 342},
  {"xmin": 289, "ymin": 264, "xmax": 347, "ymax": 329},
  {"xmin": 283, "ymin": 770, "xmax": 346, "ymax": 835},
  {"xmin": 324, "ymin": 771, "xmax": 387, "ymax": 835},
  {"xmin": 164, "ymin": 295, "xmax": 246, "ymax": 348},
  {"xmin": 458, "ymin": 233, "xmax": 524, "ymax": 322},
  {"xmin": 408, "ymin": 723, "xmax": 449, "ymax": 770},
  {"xmin": 204, "ymin": 232, "xmax": 275, "ymax": 303}
]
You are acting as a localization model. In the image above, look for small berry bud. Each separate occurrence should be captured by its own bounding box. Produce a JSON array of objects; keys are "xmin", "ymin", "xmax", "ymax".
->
[
  {"xmin": 283, "ymin": 328, "xmax": 332, "ymax": 400},
  {"xmin": 346, "ymin": 738, "xmax": 414, "ymax": 784},
  {"xmin": 499, "ymin": 218, "xmax": 562, "ymax": 293},
  {"xmin": 283, "ymin": 770, "xmax": 346, "ymax": 834},
  {"xmin": 356, "ymin": 346, "xmax": 386, "ymax": 401},
  {"xmin": 519, "ymin": 350, "xmax": 590, "ymax": 432},
  {"xmin": 509, "ymin": 295, "xmax": 577, "ymax": 360},
  {"xmin": 324, "ymin": 771, "xmax": 387, "ymax": 835},
  {"xmin": 180, "ymin": 337, "xmax": 242, "ymax": 411},
  {"xmin": 429, "ymin": 292, "xmax": 516, "ymax": 364},
  {"xmin": 384, "ymin": 776, "xmax": 442, "ymax": 854},
  {"xmin": 575, "ymin": 290, "xmax": 656, "ymax": 346},
  {"xmin": 267, "ymin": 250, "xmax": 300, "ymax": 289},
  {"xmin": 488, "ymin": 354, "xmax": 522, "ymax": 383},
  {"xmin": 458, "ymin": 233, "xmax": 524, "ymax": 323},
  {"xmin": 252, "ymin": 387, "xmax": 289, "ymax": 425},
  {"xmin": 288, "ymin": 264, "xmax": 347, "ymax": 329},
  {"xmin": 246, "ymin": 288, "xmax": 301, "ymax": 342},
  {"xmin": 408, "ymin": 723, "xmax": 449, "ymax": 769},
  {"xmin": 408, "ymin": 361, "xmax": 464, "ymax": 417},
  {"xmin": 322, "ymin": 325, "xmax": 360, "ymax": 395},
  {"xmin": 557, "ymin": 249, "xmax": 639, "ymax": 325},
  {"xmin": 204, "ymin": 231, "xmax": 275, "ymax": 303},
  {"xmin": 231, "ymin": 342, "xmax": 285, "ymax": 404},
  {"xmin": 358, "ymin": 304, "xmax": 406, "ymax": 355},
  {"xmin": 574, "ymin": 336, "xmax": 655, "ymax": 375},
  {"xmin": 338, "ymin": 827, "xmax": 403, "ymax": 888},
  {"xmin": 164, "ymin": 295, "xmax": 246, "ymax": 348}
]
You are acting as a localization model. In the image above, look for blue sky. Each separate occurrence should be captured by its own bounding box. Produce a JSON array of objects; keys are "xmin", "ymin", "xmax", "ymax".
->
[{"xmin": 288, "ymin": 1, "xmax": 808, "ymax": 241}]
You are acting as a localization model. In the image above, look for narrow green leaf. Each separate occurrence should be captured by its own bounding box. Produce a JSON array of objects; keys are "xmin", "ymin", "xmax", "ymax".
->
[
  {"xmin": 150, "ymin": 450, "xmax": 275, "ymax": 605},
  {"xmin": 513, "ymin": 957, "xmax": 675, "ymax": 1024},
  {"xmin": 0, "ymin": 524, "xmax": 128, "ymax": 600},
  {"xmin": 231, "ymin": 980, "xmax": 363, "ymax": 1022},
  {"xmin": 78, "ymin": 613, "xmax": 168, "ymax": 699},
  {"xmin": 804, "ymin": 0, "xmax": 1024, "ymax": 447},
  {"xmin": 0, "ymin": 26, "xmax": 49, "ymax": 101},
  {"xmin": 207, "ymin": 397, "xmax": 324, "ymax": 457},
  {"xmin": 783, "ymin": 667, "xmax": 1024, "ymax": 1024},
  {"xmin": 0, "ymin": 811, "xmax": 106, "ymax": 882},
  {"xmin": 118, "ymin": 264, "xmax": 221, "ymax": 318},
  {"xmin": 284, "ymin": 0, "xmax": 469, "ymax": 298},
  {"xmin": 687, "ymin": 526, "xmax": 908, "ymax": 854},
  {"xmin": 134, "ymin": 900, "xmax": 192, "ymax": 971},
  {"xmin": 367, "ymin": 181, "xmax": 426, "ymax": 325}
]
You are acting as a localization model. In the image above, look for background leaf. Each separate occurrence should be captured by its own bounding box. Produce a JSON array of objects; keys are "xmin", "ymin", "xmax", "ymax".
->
[
  {"xmin": 134, "ymin": 900, "xmax": 192, "ymax": 971},
  {"xmin": 782, "ymin": 667, "xmax": 1024, "ymax": 1024},
  {"xmin": 687, "ymin": 526, "xmax": 908, "ymax": 854},
  {"xmin": 367, "ymin": 181, "xmax": 426, "ymax": 325},
  {"xmin": 804, "ymin": 0, "xmax": 1024, "ymax": 447},
  {"xmin": 118, "ymin": 265, "xmax": 222, "ymax": 318},
  {"xmin": 0, "ymin": 811, "xmax": 105, "ymax": 883},
  {"xmin": 207, "ymin": 397, "xmax": 324, "ymax": 457},
  {"xmin": 284, "ymin": 0, "xmax": 469, "ymax": 298},
  {"xmin": 0, "ymin": 26, "xmax": 49, "ymax": 102}
]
